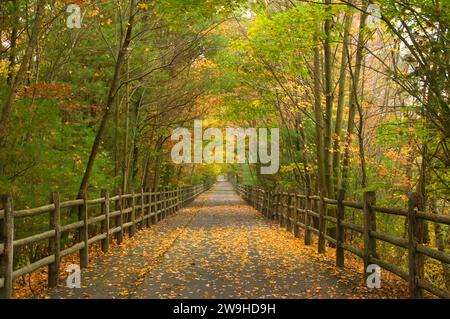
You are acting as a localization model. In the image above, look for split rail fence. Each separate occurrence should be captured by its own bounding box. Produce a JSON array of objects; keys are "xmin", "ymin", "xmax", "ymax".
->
[
  {"xmin": 236, "ymin": 184, "xmax": 450, "ymax": 299},
  {"xmin": 0, "ymin": 184, "xmax": 210, "ymax": 298}
]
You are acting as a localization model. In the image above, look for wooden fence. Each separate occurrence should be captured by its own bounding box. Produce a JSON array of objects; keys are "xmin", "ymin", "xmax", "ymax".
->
[
  {"xmin": 0, "ymin": 184, "xmax": 210, "ymax": 299},
  {"xmin": 236, "ymin": 184, "xmax": 450, "ymax": 299}
]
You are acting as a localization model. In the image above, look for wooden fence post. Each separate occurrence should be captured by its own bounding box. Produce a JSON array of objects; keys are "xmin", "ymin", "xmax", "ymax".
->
[
  {"xmin": 0, "ymin": 195, "xmax": 13, "ymax": 299},
  {"xmin": 304, "ymin": 191, "xmax": 312, "ymax": 245},
  {"xmin": 272, "ymin": 192, "xmax": 277, "ymax": 220},
  {"xmin": 101, "ymin": 189, "xmax": 110, "ymax": 253},
  {"xmin": 279, "ymin": 193, "xmax": 284, "ymax": 227},
  {"xmin": 253, "ymin": 188, "xmax": 256, "ymax": 207},
  {"xmin": 174, "ymin": 189, "xmax": 177, "ymax": 212},
  {"xmin": 160, "ymin": 188, "xmax": 164, "ymax": 220},
  {"xmin": 286, "ymin": 193, "xmax": 292, "ymax": 232},
  {"xmin": 363, "ymin": 191, "xmax": 377, "ymax": 274},
  {"xmin": 407, "ymin": 192, "xmax": 424, "ymax": 298},
  {"xmin": 272, "ymin": 192, "xmax": 278, "ymax": 220},
  {"xmin": 167, "ymin": 190, "xmax": 172, "ymax": 215},
  {"xmin": 256, "ymin": 189, "xmax": 260, "ymax": 212},
  {"xmin": 161, "ymin": 188, "xmax": 164, "ymax": 214},
  {"xmin": 148, "ymin": 189, "xmax": 153, "ymax": 224},
  {"xmin": 318, "ymin": 196, "xmax": 326, "ymax": 254},
  {"xmin": 173, "ymin": 188, "xmax": 176, "ymax": 207},
  {"xmin": 140, "ymin": 188, "xmax": 145, "ymax": 228},
  {"xmin": 293, "ymin": 194, "xmax": 300, "ymax": 238},
  {"xmin": 260, "ymin": 190, "xmax": 263, "ymax": 211},
  {"xmin": 156, "ymin": 189, "xmax": 161, "ymax": 222},
  {"xmin": 130, "ymin": 189, "xmax": 136, "ymax": 237},
  {"xmin": 167, "ymin": 189, "xmax": 171, "ymax": 216},
  {"xmin": 171, "ymin": 189, "xmax": 175, "ymax": 214},
  {"xmin": 258, "ymin": 188, "xmax": 262, "ymax": 211},
  {"xmin": 279, "ymin": 193, "xmax": 283, "ymax": 224},
  {"xmin": 142, "ymin": 187, "xmax": 145, "ymax": 229},
  {"xmin": 116, "ymin": 189, "xmax": 124, "ymax": 244},
  {"xmin": 48, "ymin": 192, "xmax": 61, "ymax": 288},
  {"xmin": 79, "ymin": 191, "xmax": 89, "ymax": 268},
  {"xmin": 265, "ymin": 191, "xmax": 270, "ymax": 218},
  {"xmin": 336, "ymin": 189, "xmax": 345, "ymax": 268},
  {"xmin": 162, "ymin": 188, "xmax": 166, "ymax": 219},
  {"xmin": 259, "ymin": 190, "xmax": 264, "ymax": 212},
  {"xmin": 169, "ymin": 189, "xmax": 175, "ymax": 215},
  {"xmin": 151, "ymin": 189, "xmax": 157, "ymax": 225},
  {"xmin": 180, "ymin": 187, "xmax": 183, "ymax": 204}
]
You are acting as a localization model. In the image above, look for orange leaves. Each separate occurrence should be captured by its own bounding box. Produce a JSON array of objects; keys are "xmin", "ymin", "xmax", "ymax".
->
[
  {"xmin": 15, "ymin": 185, "xmax": 409, "ymax": 299},
  {"xmin": 378, "ymin": 167, "xmax": 387, "ymax": 177},
  {"xmin": 100, "ymin": 18, "xmax": 113, "ymax": 26},
  {"xmin": 192, "ymin": 58, "xmax": 217, "ymax": 70},
  {"xmin": 87, "ymin": 9, "xmax": 100, "ymax": 17},
  {"xmin": 18, "ymin": 82, "xmax": 71, "ymax": 99}
]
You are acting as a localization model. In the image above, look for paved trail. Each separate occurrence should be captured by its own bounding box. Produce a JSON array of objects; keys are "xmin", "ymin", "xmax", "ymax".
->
[{"xmin": 51, "ymin": 182, "xmax": 403, "ymax": 299}]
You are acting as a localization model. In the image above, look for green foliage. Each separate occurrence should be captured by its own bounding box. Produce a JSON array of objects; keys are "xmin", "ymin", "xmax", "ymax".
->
[
  {"xmin": 153, "ymin": 0, "xmax": 246, "ymax": 27},
  {"xmin": 0, "ymin": 81, "xmax": 116, "ymax": 208}
]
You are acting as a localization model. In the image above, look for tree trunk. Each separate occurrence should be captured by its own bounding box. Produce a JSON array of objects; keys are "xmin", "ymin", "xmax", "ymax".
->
[
  {"xmin": 122, "ymin": 58, "xmax": 131, "ymax": 193},
  {"xmin": 340, "ymin": 2, "xmax": 368, "ymax": 194},
  {"xmin": 78, "ymin": 0, "xmax": 137, "ymax": 195},
  {"xmin": 323, "ymin": 0, "xmax": 334, "ymax": 199},
  {"xmin": 333, "ymin": 9, "xmax": 353, "ymax": 195},
  {"xmin": 313, "ymin": 40, "xmax": 326, "ymax": 197}
]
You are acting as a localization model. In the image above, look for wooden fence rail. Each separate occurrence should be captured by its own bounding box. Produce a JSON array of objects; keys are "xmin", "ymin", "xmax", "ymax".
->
[
  {"xmin": 0, "ymin": 184, "xmax": 211, "ymax": 299},
  {"xmin": 235, "ymin": 184, "xmax": 450, "ymax": 299}
]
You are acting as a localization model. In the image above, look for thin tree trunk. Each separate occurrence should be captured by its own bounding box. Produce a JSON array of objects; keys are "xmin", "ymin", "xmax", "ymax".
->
[
  {"xmin": 142, "ymin": 153, "xmax": 151, "ymax": 191},
  {"xmin": 6, "ymin": 0, "xmax": 19, "ymax": 86},
  {"xmin": 151, "ymin": 138, "xmax": 165, "ymax": 189},
  {"xmin": 130, "ymin": 93, "xmax": 143, "ymax": 186},
  {"xmin": 78, "ymin": 0, "xmax": 137, "ymax": 195},
  {"xmin": 313, "ymin": 38, "xmax": 326, "ymax": 198},
  {"xmin": 122, "ymin": 58, "xmax": 131, "ymax": 193},
  {"xmin": 114, "ymin": 97, "xmax": 120, "ymax": 181},
  {"xmin": 340, "ymin": 2, "xmax": 368, "ymax": 194},
  {"xmin": 333, "ymin": 9, "xmax": 353, "ymax": 195},
  {"xmin": 323, "ymin": 0, "xmax": 334, "ymax": 199},
  {"xmin": 152, "ymin": 153, "xmax": 162, "ymax": 190},
  {"xmin": 357, "ymin": 56, "xmax": 368, "ymax": 188}
]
